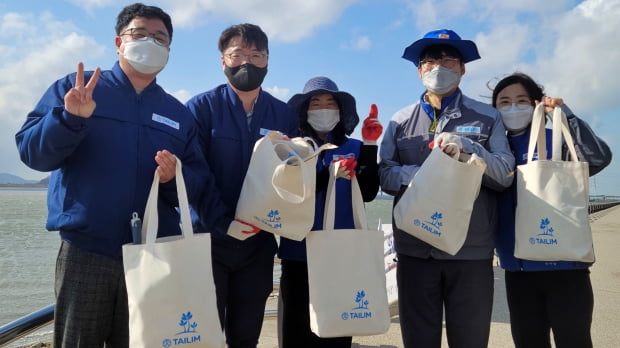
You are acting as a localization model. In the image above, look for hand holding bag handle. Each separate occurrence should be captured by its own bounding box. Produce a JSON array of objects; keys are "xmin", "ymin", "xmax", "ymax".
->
[{"xmin": 140, "ymin": 156, "xmax": 192, "ymax": 244}]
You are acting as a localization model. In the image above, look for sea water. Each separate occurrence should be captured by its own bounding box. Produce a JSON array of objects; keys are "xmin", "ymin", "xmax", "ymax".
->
[{"xmin": 0, "ymin": 189, "xmax": 394, "ymax": 330}]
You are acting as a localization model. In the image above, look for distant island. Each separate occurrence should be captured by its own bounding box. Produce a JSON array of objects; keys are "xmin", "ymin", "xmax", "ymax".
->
[{"xmin": 0, "ymin": 172, "xmax": 49, "ymax": 187}]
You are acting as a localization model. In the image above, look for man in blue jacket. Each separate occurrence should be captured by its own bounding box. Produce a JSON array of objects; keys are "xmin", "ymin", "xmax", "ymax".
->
[
  {"xmin": 15, "ymin": 3, "xmax": 218, "ymax": 347},
  {"xmin": 186, "ymin": 23, "xmax": 298, "ymax": 348},
  {"xmin": 379, "ymin": 29, "xmax": 515, "ymax": 347}
]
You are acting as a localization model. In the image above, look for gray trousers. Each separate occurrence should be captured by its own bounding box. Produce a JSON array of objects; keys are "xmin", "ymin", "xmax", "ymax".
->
[{"xmin": 54, "ymin": 241, "xmax": 129, "ymax": 348}]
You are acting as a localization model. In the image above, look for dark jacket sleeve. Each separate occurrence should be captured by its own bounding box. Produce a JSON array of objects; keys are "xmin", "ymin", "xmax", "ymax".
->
[
  {"xmin": 563, "ymin": 106, "xmax": 612, "ymax": 176},
  {"xmin": 356, "ymin": 144, "xmax": 380, "ymax": 202}
]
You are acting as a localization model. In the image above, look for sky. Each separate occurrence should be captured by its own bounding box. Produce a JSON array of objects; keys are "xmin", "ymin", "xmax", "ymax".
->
[{"xmin": 1, "ymin": 0, "xmax": 618, "ymax": 195}]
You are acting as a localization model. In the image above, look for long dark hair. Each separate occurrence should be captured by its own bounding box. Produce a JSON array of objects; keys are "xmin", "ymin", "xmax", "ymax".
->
[{"xmin": 492, "ymin": 72, "xmax": 544, "ymax": 107}]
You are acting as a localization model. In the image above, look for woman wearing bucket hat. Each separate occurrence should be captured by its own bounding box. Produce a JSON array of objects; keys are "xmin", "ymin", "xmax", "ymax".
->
[
  {"xmin": 379, "ymin": 29, "xmax": 515, "ymax": 347},
  {"xmin": 492, "ymin": 72, "xmax": 611, "ymax": 348},
  {"xmin": 277, "ymin": 76, "xmax": 382, "ymax": 347}
]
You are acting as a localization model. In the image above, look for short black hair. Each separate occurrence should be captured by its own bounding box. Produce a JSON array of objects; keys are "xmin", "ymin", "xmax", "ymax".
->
[
  {"xmin": 492, "ymin": 72, "xmax": 544, "ymax": 107},
  {"xmin": 218, "ymin": 23, "xmax": 269, "ymax": 54},
  {"xmin": 115, "ymin": 3, "xmax": 173, "ymax": 43},
  {"xmin": 419, "ymin": 44, "xmax": 463, "ymax": 64}
]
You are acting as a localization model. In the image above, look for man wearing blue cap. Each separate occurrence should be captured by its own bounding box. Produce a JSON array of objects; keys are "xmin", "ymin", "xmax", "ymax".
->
[{"xmin": 379, "ymin": 29, "xmax": 515, "ymax": 347}]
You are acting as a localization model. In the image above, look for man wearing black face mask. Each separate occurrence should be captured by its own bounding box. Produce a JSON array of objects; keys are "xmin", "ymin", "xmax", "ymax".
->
[{"xmin": 185, "ymin": 23, "xmax": 298, "ymax": 348}]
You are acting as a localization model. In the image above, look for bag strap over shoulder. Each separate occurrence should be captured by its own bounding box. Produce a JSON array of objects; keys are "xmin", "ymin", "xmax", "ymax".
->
[{"xmin": 141, "ymin": 156, "xmax": 193, "ymax": 244}]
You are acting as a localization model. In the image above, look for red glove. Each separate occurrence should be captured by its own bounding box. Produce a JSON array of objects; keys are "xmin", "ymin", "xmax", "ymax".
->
[
  {"xmin": 227, "ymin": 220, "xmax": 260, "ymax": 240},
  {"xmin": 335, "ymin": 157, "xmax": 357, "ymax": 179},
  {"xmin": 362, "ymin": 104, "xmax": 383, "ymax": 145}
]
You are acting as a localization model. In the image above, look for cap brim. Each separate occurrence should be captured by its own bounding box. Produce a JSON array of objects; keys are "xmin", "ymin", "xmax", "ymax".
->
[{"xmin": 402, "ymin": 38, "xmax": 481, "ymax": 66}]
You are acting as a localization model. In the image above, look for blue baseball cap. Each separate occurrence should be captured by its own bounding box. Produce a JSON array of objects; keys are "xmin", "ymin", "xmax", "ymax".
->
[{"xmin": 402, "ymin": 29, "xmax": 481, "ymax": 67}]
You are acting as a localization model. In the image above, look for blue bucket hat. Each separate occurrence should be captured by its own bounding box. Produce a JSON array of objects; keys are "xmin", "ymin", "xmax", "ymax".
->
[
  {"xmin": 402, "ymin": 29, "xmax": 481, "ymax": 67},
  {"xmin": 288, "ymin": 76, "xmax": 359, "ymax": 135}
]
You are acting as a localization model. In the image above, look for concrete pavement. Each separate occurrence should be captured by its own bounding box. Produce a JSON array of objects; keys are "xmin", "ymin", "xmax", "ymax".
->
[{"xmin": 257, "ymin": 205, "xmax": 620, "ymax": 347}]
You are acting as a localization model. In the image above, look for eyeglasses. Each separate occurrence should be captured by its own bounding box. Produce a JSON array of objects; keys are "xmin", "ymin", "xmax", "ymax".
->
[
  {"xmin": 420, "ymin": 55, "xmax": 460, "ymax": 68},
  {"xmin": 120, "ymin": 28, "xmax": 170, "ymax": 47},
  {"xmin": 224, "ymin": 52, "xmax": 268, "ymax": 65}
]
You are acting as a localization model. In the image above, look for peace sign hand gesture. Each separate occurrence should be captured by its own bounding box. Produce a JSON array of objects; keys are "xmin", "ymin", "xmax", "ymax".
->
[{"xmin": 64, "ymin": 62, "xmax": 101, "ymax": 118}]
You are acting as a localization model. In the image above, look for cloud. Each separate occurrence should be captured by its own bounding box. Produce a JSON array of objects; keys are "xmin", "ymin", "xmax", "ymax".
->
[
  {"xmin": 264, "ymin": 85, "xmax": 290, "ymax": 102},
  {"xmin": 168, "ymin": 89, "xmax": 194, "ymax": 104},
  {"xmin": 0, "ymin": 10, "xmax": 106, "ymax": 178},
  {"xmin": 353, "ymin": 36, "xmax": 372, "ymax": 51},
  {"xmin": 433, "ymin": 0, "xmax": 620, "ymax": 120},
  {"xmin": 532, "ymin": 0, "xmax": 620, "ymax": 113},
  {"xmin": 159, "ymin": 0, "xmax": 359, "ymax": 42},
  {"xmin": 67, "ymin": 0, "xmax": 361, "ymax": 42}
]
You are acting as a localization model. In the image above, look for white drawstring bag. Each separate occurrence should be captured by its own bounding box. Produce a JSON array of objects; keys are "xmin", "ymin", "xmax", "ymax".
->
[
  {"xmin": 123, "ymin": 158, "xmax": 225, "ymax": 348},
  {"xmin": 514, "ymin": 105, "xmax": 594, "ymax": 262},
  {"xmin": 306, "ymin": 161, "xmax": 390, "ymax": 337},
  {"xmin": 236, "ymin": 131, "xmax": 335, "ymax": 241},
  {"xmin": 393, "ymin": 147, "xmax": 487, "ymax": 255}
]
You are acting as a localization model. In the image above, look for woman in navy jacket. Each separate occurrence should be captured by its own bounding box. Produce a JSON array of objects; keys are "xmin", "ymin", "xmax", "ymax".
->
[
  {"xmin": 493, "ymin": 72, "xmax": 612, "ymax": 348},
  {"xmin": 277, "ymin": 76, "xmax": 382, "ymax": 348}
]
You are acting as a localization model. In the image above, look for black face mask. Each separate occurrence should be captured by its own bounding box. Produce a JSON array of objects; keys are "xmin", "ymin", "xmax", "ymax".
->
[{"xmin": 224, "ymin": 63, "xmax": 268, "ymax": 92}]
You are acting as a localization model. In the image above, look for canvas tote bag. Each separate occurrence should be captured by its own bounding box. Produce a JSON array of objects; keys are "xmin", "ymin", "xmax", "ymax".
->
[
  {"xmin": 306, "ymin": 161, "xmax": 390, "ymax": 337},
  {"xmin": 393, "ymin": 147, "xmax": 487, "ymax": 255},
  {"xmin": 514, "ymin": 104, "xmax": 593, "ymax": 262},
  {"xmin": 236, "ymin": 131, "xmax": 335, "ymax": 241},
  {"xmin": 122, "ymin": 158, "xmax": 225, "ymax": 348}
]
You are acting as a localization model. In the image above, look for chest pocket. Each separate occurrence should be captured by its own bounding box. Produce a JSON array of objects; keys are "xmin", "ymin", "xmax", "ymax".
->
[{"xmin": 396, "ymin": 135, "xmax": 431, "ymax": 166}]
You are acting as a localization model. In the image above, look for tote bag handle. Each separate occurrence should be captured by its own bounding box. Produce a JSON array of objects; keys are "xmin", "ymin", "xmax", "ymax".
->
[
  {"xmin": 271, "ymin": 142, "xmax": 312, "ymax": 204},
  {"xmin": 527, "ymin": 104, "xmax": 578, "ymax": 163},
  {"xmin": 323, "ymin": 160, "xmax": 368, "ymax": 230},
  {"xmin": 271, "ymin": 137, "xmax": 338, "ymax": 204},
  {"xmin": 551, "ymin": 106, "xmax": 579, "ymax": 162},
  {"xmin": 141, "ymin": 156, "xmax": 193, "ymax": 244}
]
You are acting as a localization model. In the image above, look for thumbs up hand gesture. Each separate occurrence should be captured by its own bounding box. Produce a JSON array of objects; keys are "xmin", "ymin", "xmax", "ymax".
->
[{"xmin": 361, "ymin": 104, "xmax": 382, "ymax": 145}]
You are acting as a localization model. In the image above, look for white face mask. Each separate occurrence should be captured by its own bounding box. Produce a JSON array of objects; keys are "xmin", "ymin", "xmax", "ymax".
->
[
  {"xmin": 422, "ymin": 66, "xmax": 461, "ymax": 95},
  {"xmin": 307, "ymin": 109, "xmax": 340, "ymax": 133},
  {"xmin": 498, "ymin": 104, "xmax": 534, "ymax": 132},
  {"xmin": 122, "ymin": 38, "xmax": 169, "ymax": 74}
]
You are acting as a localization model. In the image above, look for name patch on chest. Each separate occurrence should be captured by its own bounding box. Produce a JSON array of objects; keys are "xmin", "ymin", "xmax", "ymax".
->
[
  {"xmin": 152, "ymin": 113, "xmax": 179, "ymax": 130},
  {"xmin": 456, "ymin": 126, "xmax": 480, "ymax": 134}
]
